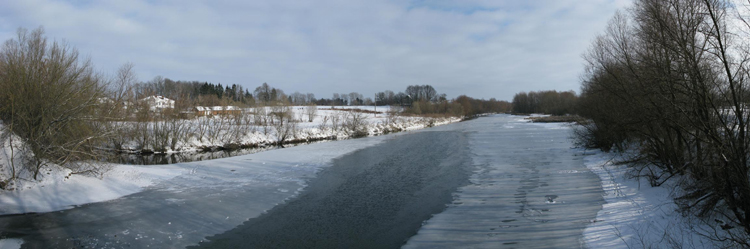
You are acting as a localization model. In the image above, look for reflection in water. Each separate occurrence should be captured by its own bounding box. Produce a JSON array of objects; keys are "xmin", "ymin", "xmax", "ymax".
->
[{"xmin": 107, "ymin": 143, "xmax": 317, "ymax": 165}]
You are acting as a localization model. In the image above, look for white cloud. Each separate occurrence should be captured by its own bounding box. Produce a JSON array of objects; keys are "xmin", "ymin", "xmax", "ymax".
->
[{"xmin": 0, "ymin": 0, "xmax": 630, "ymax": 101}]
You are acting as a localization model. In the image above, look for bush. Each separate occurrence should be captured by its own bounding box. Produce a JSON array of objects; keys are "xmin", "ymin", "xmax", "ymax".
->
[{"xmin": 0, "ymin": 27, "xmax": 108, "ymax": 179}]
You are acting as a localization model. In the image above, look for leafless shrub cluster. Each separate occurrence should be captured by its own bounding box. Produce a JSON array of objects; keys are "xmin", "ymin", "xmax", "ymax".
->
[
  {"xmin": 578, "ymin": 0, "xmax": 750, "ymax": 244},
  {"xmin": 342, "ymin": 111, "xmax": 368, "ymax": 137},
  {"xmin": 329, "ymin": 113, "xmax": 341, "ymax": 133},
  {"xmin": 305, "ymin": 104, "xmax": 317, "ymax": 122},
  {"xmin": 0, "ymin": 27, "xmax": 110, "ymax": 180},
  {"xmin": 271, "ymin": 105, "xmax": 298, "ymax": 143}
]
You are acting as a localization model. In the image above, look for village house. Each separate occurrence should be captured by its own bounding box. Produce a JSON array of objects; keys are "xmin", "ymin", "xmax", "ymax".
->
[
  {"xmin": 141, "ymin": 96, "xmax": 175, "ymax": 112},
  {"xmin": 194, "ymin": 106, "xmax": 242, "ymax": 117}
]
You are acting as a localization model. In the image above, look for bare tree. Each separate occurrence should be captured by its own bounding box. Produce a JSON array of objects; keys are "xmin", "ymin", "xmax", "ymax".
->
[
  {"xmin": 305, "ymin": 104, "xmax": 317, "ymax": 122},
  {"xmin": 329, "ymin": 113, "xmax": 341, "ymax": 132},
  {"xmin": 306, "ymin": 93, "xmax": 316, "ymax": 104},
  {"xmin": 343, "ymin": 111, "xmax": 368, "ymax": 137},
  {"xmin": 101, "ymin": 63, "xmax": 138, "ymax": 150},
  {"xmin": 0, "ymin": 27, "xmax": 109, "ymax": 178},
  {"xmin": 577, "ymin": 0, "xmax": 750, "ymax": 244},
  {"xmin": 254, "ymin": 83, "xmax": 273, "ymax": 103},
  {"xmin": 271, "ymin": 104, "xmax": 296, "ymax": 143}
]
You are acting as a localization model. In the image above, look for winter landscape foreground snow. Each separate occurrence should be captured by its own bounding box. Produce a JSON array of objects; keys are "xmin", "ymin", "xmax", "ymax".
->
[{"xmin": 0, "ymin": 114, "xmax": 731, "ymax": 248}]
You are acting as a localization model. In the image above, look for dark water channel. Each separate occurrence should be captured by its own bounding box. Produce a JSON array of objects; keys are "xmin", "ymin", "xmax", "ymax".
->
[
  {"xmin": 191, "ymin": 131, "xmax": 473, "ymax": 249},
  {"xmin": 110, "ymin": 147, "xmax": 269, "ymax": 165},
  {"xmin": 109, "ymin": 144, "xmax": 308, "ymax": 165},
  {"xmin": 0, "ymin": 115, "xmax": 604, "ymax": 248}
]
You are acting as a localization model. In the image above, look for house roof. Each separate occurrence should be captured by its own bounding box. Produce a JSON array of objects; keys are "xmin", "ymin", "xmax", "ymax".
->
[{"xmin": 195, "ymin": 106, "xmax": 241, "ymax": 111}]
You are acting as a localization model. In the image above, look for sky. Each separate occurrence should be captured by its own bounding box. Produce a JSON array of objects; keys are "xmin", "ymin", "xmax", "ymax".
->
[{"xmin": 0, "ymin": 0, "xmax": 631, "ymax": 101}]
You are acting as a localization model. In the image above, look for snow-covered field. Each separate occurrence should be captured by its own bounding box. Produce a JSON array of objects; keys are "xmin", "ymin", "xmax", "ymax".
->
[
  {"xmin": 112, "ymin": 105, "xmax": 456, "ymax": 153},
  {"xmin": 582, "ymin": 151, "xmax": 725, "ymax": 248}
]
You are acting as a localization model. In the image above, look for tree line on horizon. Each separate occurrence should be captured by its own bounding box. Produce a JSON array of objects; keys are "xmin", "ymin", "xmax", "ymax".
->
[
  {"xmin": 133, "ymin": 78, "xmax": 451, "ymax": 108},
  {"xmin": 132, "ymin": 76, "xmax": 512, "ymax": 116},
  {"xmin": 511, "ymin": 90, "xmax": 578, "ymax": 115}
]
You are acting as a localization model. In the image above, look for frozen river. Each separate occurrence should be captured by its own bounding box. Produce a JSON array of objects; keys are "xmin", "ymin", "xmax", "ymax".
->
[{"xmin": 0, "ymin": 115, "xmax": 604, "ymax": 248}]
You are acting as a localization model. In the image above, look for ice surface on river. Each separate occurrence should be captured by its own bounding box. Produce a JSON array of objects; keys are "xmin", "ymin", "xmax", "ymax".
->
[{"xmin": 404, "ymin": 115, "xmax": 605, "ymax": 248}]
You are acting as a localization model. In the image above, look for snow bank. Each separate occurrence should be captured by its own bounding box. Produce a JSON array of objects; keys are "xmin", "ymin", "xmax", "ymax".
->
[
  {"xmin": 582, "ymin": 151, "xmax": 718, "ymax": 248},
  {"xmin": 114, "ymin": 105, "xmax": 459, "ymax": 153},
  {"xmin": 0, "ymin": 164, "xmax": 184, "ymax": 215},
  {"xmin": 0, "ymin": 122, "xmax": 186, "ymax": 214}
]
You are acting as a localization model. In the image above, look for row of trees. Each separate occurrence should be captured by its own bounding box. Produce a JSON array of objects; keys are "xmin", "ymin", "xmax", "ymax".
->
[
  {"xmin": 134, "ymin": 79, "xmax": 327, "ymax": 107},
  {"xmin": 455, "ymin": 96, "xmax": 512, "ymax": 117},
  {"xmin": 113, "ymin": 76, "xmax": 507, "ymax": 120},
  {"xmin": 577, "ymin": 0, "xmax": 750, "ymax": 244},
  {"xmin": 133, "ymin": 81, "xmax": 443, "ymax": 108},
  {"xmin": 511, "ymin": 90, "xmax": 577, "ymax": 115},
  {"xmin": 134, "ymin": 78, "xmax": 253, "ymax": 105},
  {"xmin": 130, "ymin": 79, "xmax": 476, "ymax": 113},
  {"xmin": 405, "ymin": 85, "xmax": 440, "ymax": 102},
  {"xmin": 400, "ymin": 95, "xmax": 511, "ymax": 117},
  {"xmin": 324, "ymin": 92, "xmax": 367, "ymax": 106},
  {"xmin": 374, "ymin": 85, "xmax": 447, "ymax": 106}
]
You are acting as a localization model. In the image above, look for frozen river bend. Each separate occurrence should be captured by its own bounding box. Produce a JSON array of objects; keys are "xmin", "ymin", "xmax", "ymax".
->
[{"xmin": 0, "ymin": 115, "xmax": 604, "ymax": 248}]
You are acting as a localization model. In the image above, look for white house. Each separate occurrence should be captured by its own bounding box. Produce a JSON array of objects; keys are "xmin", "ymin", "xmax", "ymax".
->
[
  {"xmin": 141, "ymin": 96, "xmax": 175, "ymax": 112},
  {"xmin": 194, "ymin": 106, "xmax": 242, "ymax": 116}
]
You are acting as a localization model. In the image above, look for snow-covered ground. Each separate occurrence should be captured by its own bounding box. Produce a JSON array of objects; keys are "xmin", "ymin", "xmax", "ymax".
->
[
  {"xmin": 112, "ymin": 105, "xmax": 457, "ymax": 153},
  {"xmin": 0, "ymin": 163, "xmax": 183, "ymax": 215},
  {"xmin": 582, "ymin": 151, "xmax": 724, "ymax": 248},
  {"xmin": 0, "ymin": 106, "xmax": 459, "ymax": 216},
  {"xmin": 2, "ymin": 112, "xmax": 731, "ymax": 248}
]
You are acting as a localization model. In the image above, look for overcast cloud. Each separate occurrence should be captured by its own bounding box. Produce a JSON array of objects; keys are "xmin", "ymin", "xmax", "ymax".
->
[{"xmin": 0, "ymin": 0, "xmax": 631, "ymax": 101}]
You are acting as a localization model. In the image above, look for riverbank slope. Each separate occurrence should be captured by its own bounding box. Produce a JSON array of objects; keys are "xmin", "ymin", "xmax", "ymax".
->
[{"xmin": 582, "ymin": 151, "xmax": 725, "ymax": 248}]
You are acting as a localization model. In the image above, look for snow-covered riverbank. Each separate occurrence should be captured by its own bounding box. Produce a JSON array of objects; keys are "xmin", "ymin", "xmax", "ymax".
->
[
  {"xmin": 0, "ymin": 109, "xmax": 459, "ymax": 216},
  {"xmin": 582, "ymin": 151, "xmax": 722, "ymax": 248},
  {"xmin": 114, "ymin": 106, "xmax": 458, "ymax": 154},
  {"xmin": 0, "ymin": 129, "xmax": 409, "ymax": 248},
  {"xmin": 3, "ymin": 113, "xmax": 729, "ymax": 248}
]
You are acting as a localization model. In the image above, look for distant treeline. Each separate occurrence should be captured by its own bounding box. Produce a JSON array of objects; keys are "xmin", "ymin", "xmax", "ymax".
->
[
  {"xmin": 135, "ymin": 79, "xmax": 509, "ymax": 117},
  {"xmin": 511, "ymin": 90, "xmax": 578, "ymax": 115},
  {"xmin": 134, "ymin": 77, "xmax": 254, "ymax": 106},
  {"xmin": 401, "ymin": 95, "xmax": 511, "ymax": 117}
]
